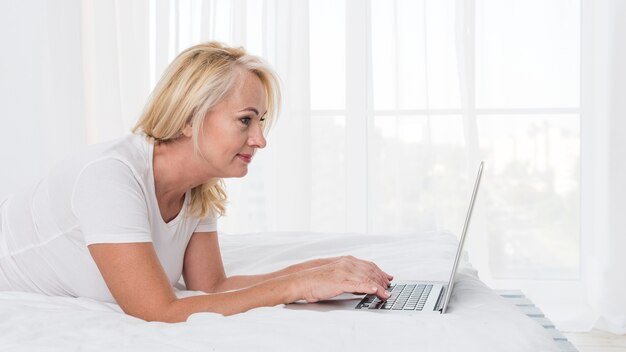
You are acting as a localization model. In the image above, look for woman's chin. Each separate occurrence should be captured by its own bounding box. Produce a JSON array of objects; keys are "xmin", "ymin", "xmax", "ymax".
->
[
  {"xmin": 232, "ymin": 167, "xmax": 249, "ymax": 178},
  {"xmin": 216, "ymin": 165, "xmax": 249, "ymax": 179}
]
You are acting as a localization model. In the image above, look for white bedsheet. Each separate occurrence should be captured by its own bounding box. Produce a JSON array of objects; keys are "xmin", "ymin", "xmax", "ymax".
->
[{"xmin": 0, "ymin": 231, "xmax": 558, "ymax": 351}]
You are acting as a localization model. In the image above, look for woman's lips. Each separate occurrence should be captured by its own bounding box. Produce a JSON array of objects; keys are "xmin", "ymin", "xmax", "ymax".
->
[{"xmin": 237, "ymin": 154, "xmax": 252, "ymax": 163}]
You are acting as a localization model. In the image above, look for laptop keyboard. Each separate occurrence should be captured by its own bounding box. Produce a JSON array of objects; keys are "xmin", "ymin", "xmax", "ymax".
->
[{"xmin": 355, "ymin": 284, "xmax": 433, "ymax": 311}]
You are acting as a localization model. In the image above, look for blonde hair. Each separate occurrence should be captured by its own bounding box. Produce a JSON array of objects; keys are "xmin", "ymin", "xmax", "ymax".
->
[{"xmin": 133, "ymin": 41, "xmax": 281, "ymax": 218}]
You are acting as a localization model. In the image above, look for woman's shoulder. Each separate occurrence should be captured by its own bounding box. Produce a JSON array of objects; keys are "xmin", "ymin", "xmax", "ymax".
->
[
  {"xmin": 103, "ymin": 133, "xmax": 152, "ymax": 171},
  {"xmin": 81, "ymin": 133, "xmax": 151, "ymax": 174},
  {"xmin": 48, "ymin": 133, "xmax": 153, "ymax": 189}
]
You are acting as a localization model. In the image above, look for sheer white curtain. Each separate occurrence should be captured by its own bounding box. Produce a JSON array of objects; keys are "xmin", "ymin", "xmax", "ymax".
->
[
  {"xmin": 81, "ymin": 0, "xmax": 150, "ymax": 143},
  {"xmin": 0, "ymin": 0, "xmax": 85, "ymax": 201},
  {"xmin": 225, "ymin": 0, "xmax": 314, "ymax": 232},
  {"xmin": 1, "ymin": 0, "xmax": 625, "ymax": 334},
  {"xmin": 581, "ymin": 0, "xmax": 626, "ymax": 334}
]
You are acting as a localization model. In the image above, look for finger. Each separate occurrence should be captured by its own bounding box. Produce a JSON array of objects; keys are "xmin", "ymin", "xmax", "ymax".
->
[
  {"xmin": 374, "ymin": 286, "xmax": 392, "ymax": 300},
  {"xmin": 368, "ymin": 263, "xmax": 393, "ymax": 281},
  {"xmin": 359, "ymin": 259, "xmax": 393, "ymax": 285},
  {"xmin": 347, "ymin": 280, "xmax": 391, "ymax": 301},
  {"xmin": 364, "ymin": 262, "xmax": 392, "ymax": 287},
  {"xmin": 368, "ymin": 285, "xmax": 391, "ymax": 300},
  {"xmin": 381, "ymin": 270, "xmax": 394, "ymax": 285},
  {"xmin": 375, "ymin": 268, "xmax": 391, "ymax": 287},
  {"xmin": 376, "ymin": 268, "xmax": 393, "ymax": 285},
  {"xmin": 346, "ymin": 259, "xmax": 387, "ymax": 286},
  {"xmin": 371, "ymin": 264, "xmax": 394, "ymax": 284},
  {"xmin": 341, "ymin": 257, "xmax": 391, "ymax": 288}
]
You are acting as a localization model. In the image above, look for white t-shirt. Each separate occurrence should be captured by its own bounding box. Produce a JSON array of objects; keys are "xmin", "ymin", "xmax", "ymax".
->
[{"xmin": 0, "ymin": 133, "xmax": 217, "ymax": 303}]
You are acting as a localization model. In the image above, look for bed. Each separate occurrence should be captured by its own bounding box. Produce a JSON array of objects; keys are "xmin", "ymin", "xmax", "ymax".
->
[{"xmin": 0, "ymin": 231, "xmax": 559, "ymax": 351}]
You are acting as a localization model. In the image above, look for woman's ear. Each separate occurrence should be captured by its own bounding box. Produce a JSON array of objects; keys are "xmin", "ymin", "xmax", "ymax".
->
[{"xmin": 182, "ymin": 121, "xmax": 193, "ymax": 138}]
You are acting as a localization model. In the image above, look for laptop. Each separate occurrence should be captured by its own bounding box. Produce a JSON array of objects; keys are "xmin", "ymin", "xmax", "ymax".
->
[{"xmin": 287, "ymin": 161, "xmax": 484, "ymax": 314}]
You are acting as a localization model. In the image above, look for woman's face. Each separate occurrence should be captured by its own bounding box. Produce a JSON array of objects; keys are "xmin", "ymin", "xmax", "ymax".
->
[{"xmin": 194, "ymin": 70, "xmax": 268, "ymax": 178}]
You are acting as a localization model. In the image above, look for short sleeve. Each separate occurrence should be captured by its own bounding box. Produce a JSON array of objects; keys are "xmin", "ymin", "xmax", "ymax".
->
[
  {"xmin": 72, "ymin": 158, "xmax": 153, "ymax": 245},
  {"xmin": 194, "ymin": 214, "xmax": 217, "ymax": 233}
]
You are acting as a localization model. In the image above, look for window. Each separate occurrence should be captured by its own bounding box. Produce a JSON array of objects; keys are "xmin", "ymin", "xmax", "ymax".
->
[
  {"xmin": 165, "ymin": 0, "xmax": 581, "ymax": 284},
  {"xmin": 309, "ymin": 0, "xmax": 581, "ymax": 282}
]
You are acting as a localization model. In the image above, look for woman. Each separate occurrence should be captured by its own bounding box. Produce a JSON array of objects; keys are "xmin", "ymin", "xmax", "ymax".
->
[{"xmin": 0, "ymin": 42, "xmax": 392, "ymax": 322}]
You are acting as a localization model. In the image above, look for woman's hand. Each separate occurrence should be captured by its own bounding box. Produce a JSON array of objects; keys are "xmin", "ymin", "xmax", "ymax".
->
[
  {"xmin": 284, "ymin": 257, "xmax": 340, "ymax": 273},
  {"xmin": 291, "ymin": 256, "xmax": 393, "ymax": 303},
  {"xmin": 184, "ymin": 233, "xmax": 393, "ymax": 296}
]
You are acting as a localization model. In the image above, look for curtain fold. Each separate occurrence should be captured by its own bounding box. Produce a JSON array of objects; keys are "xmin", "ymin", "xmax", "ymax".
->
[
  {"xmin": 207, "ymin": 0, "xmax": 313, "ymax": 233},
  {"xmin": 0, "ymin": 0, "xmax": 84, "ymax": 201},
  {"xmin": 453, "ymin": 0, "xmax": 489, "ymax": 287},
  {"xmin": 454, "ymin": 0, "xmax": 480, "ymax": 168},
  {"xmin": 581, "ymin": 0, "xmax": 626, "ymax": 334},
  {"xmin": 81, "ymin": 0, "xmax": 150, "ymax": 143},
  {"xmin": 262, "ymin": 0, "xmax": 313, "ymax": 232}
]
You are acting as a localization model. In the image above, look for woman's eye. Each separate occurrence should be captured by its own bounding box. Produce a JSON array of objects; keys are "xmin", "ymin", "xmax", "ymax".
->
[{"xmin": 240, "ymin": 117, "xmax": 251, "ymax": 126}]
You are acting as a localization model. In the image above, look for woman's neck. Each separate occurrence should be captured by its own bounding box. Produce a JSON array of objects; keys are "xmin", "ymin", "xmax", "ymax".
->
[{"xmin": 152, "ymin": 138, "xmax": 205, "ymax": 221}]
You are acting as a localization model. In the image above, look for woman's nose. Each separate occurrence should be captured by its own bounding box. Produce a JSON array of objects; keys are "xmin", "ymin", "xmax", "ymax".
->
[{"xmin": 248, "ymin": 123, "xmax": 267, "ymax": 149}]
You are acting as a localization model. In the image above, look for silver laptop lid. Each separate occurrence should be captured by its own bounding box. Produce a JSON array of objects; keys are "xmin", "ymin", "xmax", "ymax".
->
[{"xmin": 440, "ymin": 161, "xmax": 484, "ymax": 313}]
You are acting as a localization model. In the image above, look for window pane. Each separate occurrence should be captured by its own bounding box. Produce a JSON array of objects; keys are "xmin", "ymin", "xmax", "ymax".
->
[
  {"xmin": 371, "ymin": 0, "xmax": 412, "ymax": 109},
  {"xmin": 368, "ymin": 115, "xmax": 468, "ymax": 233},
  {"xmin": 309, "ymin": 0, "xmax": 346, "ymax": 110},
  {"xmin": 371, "ymin": 0, "xmax": 460, "ymax": 110},
  {"xmin": 476, "ymin": 0, "xmax": 580, "ymax": 108},
  {"xmin": 423, "ymin": 0, "xmax": 461, "ymax": 109},
  {"xmin": 311, "ymin": 116, "xmax": 347, "ymax": 231},
  {"xmin": 477, "ymin": 114, "xmax": 580, "ymax": 279}
]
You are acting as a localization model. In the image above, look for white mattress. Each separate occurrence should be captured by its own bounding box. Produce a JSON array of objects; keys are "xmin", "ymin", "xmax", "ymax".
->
[{"xmin": 0, "ymin": 231, "xmax": 558, "ymax": 351}]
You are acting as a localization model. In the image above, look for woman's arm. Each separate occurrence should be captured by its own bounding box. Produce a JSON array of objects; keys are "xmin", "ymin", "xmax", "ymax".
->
[
  {"xmin": 182, "ymin": 231, "xmax": 272, "ymax": 292},
  {"xmin": 182, "ymin": 232, "xmax": 392, "ymax": 292},
  {"xmin": 90, "ymin": 240, "xmax": 391, "ymax": 322}
]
